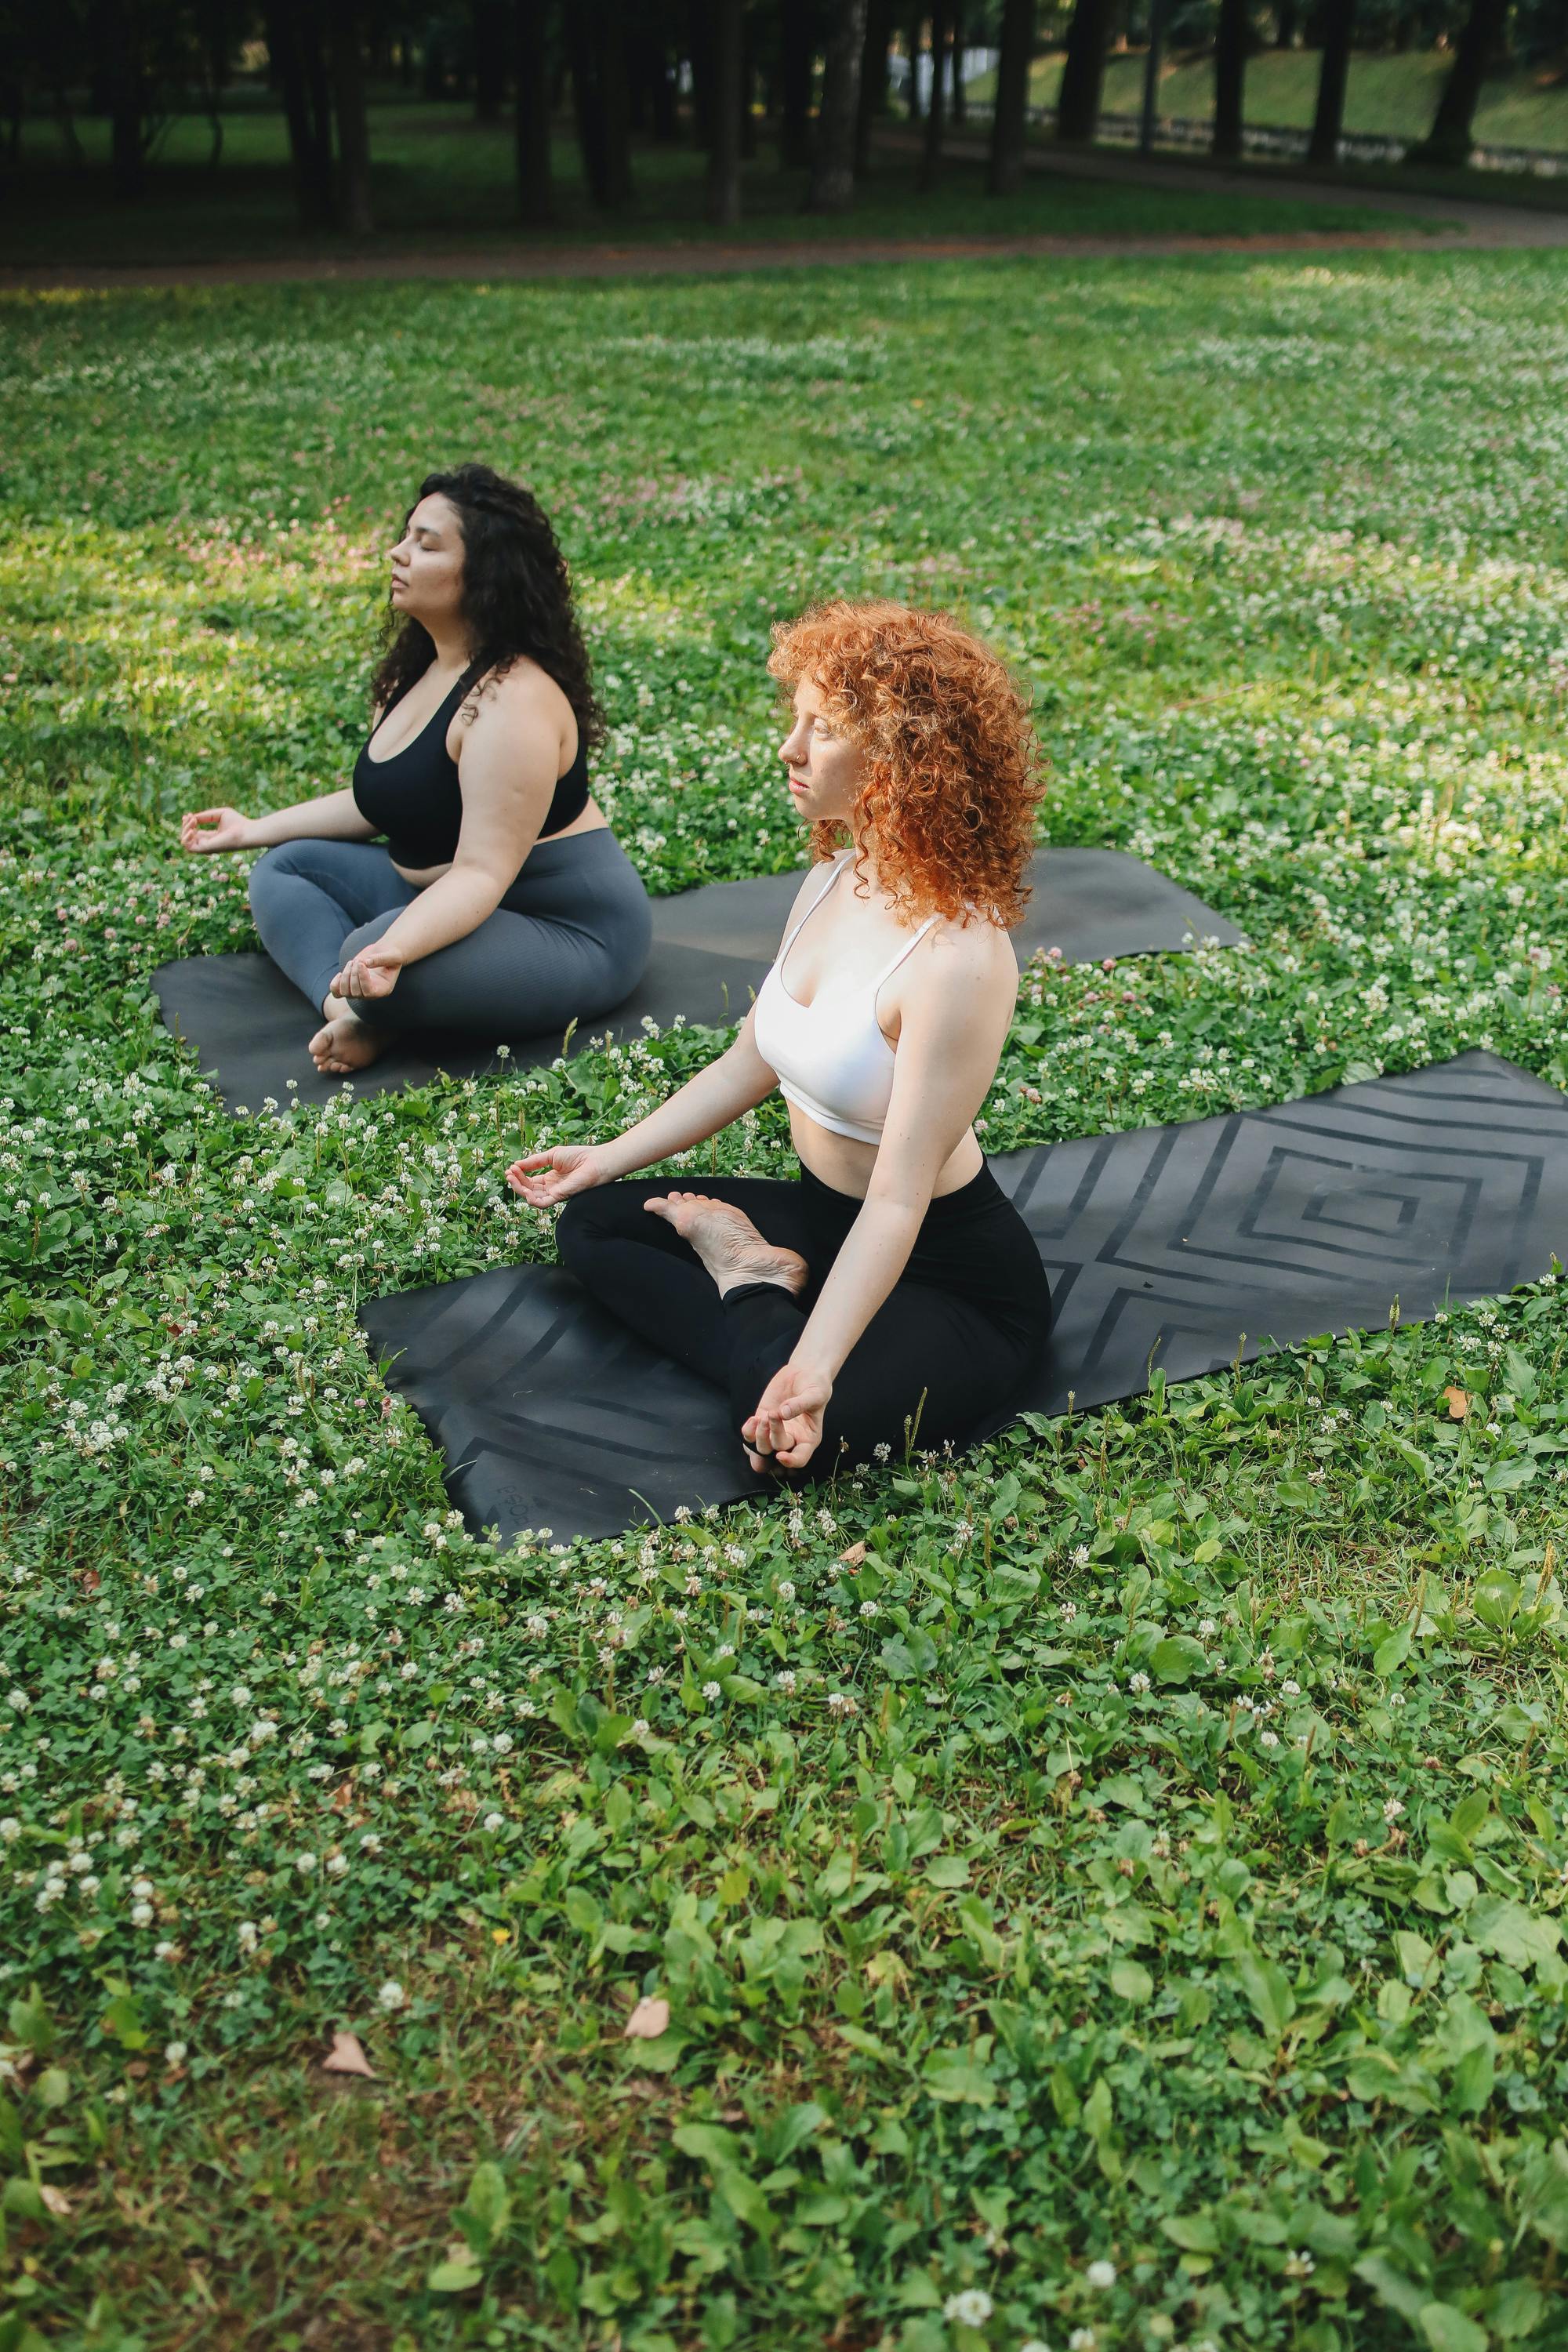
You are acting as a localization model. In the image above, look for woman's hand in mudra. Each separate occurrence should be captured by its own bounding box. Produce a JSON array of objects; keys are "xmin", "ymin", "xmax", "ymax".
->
[
  {"xmin": 329, "ymin": 942, "xmax": 405, "ymax": 1003},
  {"xmin": 742, "ymin": 1359, "xmax": 833, "ymax": 1475},
  {"xmin": 506, "ymin": 1144, "xmax": 613, "ymax": 1208},
  {"xmin": 180, "ymin": 806, "xmax": 255, "ymax": 854}
]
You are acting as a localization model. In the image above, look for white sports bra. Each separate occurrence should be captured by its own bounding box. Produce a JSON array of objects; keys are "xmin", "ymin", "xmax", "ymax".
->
[{"xmin": 753, "ymin": 854, "xmax": 938, "ymax": 1146}]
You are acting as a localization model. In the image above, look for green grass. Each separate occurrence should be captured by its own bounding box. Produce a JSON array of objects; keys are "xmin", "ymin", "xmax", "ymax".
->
[
  {"xmin": 4, "ymin": 252, "xmax": 1568, "ymax": 2351},
  {"xmin": 1017, "ymin": 47, "xmax": 1568, "ymax": 151},
  {"xmin": 5, "ymin": 101, "xmax": 1418, "ymax": 268}
]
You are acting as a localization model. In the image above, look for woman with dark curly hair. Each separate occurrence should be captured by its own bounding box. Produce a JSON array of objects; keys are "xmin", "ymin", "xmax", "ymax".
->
[
  {"xmin": 505, "ymin": 599, "xmax": 1053, "ymax": 1481},
  {"xmin": 180, "ymin": 463, "xmax": 651, "ymax": 1073}
]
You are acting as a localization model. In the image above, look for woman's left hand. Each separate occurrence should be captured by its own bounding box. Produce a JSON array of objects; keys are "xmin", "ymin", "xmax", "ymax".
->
[
  {"xmin": 329, "ymin": 942, "xmax": 405, "ymax": 1002},
  {"xmin": 742, "ymin": 1359, "xmax": 833, "ymax": 1475}
]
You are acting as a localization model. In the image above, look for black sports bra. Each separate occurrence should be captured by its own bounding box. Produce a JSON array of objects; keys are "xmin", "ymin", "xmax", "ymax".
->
[{"xmin": 351, "ymin": 666, "xmax": 590, "ymax": 872}]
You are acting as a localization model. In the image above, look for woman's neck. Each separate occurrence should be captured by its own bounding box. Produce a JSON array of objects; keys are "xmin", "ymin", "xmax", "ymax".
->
[{"xmin": 423, "ymin": 619, "xmax": 474, "ymax": 675}]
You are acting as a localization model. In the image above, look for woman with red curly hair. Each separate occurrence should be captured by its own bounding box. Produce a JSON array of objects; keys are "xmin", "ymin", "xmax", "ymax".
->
[{"xmin": 505, "ymin": 599, "xmax": 1053, "ymax": 1480}]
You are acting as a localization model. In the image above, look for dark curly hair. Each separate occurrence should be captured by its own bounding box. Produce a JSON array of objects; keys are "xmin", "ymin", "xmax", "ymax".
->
[{"xmin": 370, "ymin": 463, "xmax": 603, "ymax": 753}]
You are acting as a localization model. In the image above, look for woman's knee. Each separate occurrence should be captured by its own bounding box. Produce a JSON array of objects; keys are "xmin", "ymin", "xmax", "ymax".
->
[{"xmin": 247, "ymin": 841, "xmax": 304, "ymax": 912}]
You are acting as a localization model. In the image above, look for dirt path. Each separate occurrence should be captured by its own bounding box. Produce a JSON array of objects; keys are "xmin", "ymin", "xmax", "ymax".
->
[{"xmin": 7, "ymin": 140, "xmax": 1566, "ymax": 293}]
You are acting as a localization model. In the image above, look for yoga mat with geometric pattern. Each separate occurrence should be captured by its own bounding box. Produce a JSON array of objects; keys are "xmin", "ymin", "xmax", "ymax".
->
[{"xmin": 358, "ymin": 1051, "xmax": 1568, "ymax": 1544}]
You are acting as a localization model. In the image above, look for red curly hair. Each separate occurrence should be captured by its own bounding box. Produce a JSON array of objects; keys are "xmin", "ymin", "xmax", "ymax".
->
[{"xmin": 768, "ymin": 598, "xmax": 1044, "ymax": 929}]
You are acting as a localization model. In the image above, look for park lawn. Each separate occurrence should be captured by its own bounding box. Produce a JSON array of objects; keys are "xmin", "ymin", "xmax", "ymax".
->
[
  {"xmin": 2, "ymin": 252, "xmax": 1568, "ymax": 2350},
  {"xmin": 5, "ymin": 103, "xmax": 1421, "ymax": 269},
  {"xmin": 1018, "ymin": 47, "xmax": 1568, "ymax": 151}
]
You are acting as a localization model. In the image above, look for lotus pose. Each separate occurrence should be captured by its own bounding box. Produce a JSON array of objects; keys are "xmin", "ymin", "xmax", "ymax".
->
[
  {"xmin": 506, "ymin": 599, "xmax": 1053, "ymax": 1480},
  {"xmin": 180, "ymin": 463, "xmax": 651, "ymax": 1075}
]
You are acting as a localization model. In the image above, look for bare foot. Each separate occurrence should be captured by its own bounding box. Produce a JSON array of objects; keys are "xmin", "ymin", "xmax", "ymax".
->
[
  {"xmin": 644, "ymin": 1192, "xmax": 808, "ymax": 1298},
  {"xmin": 308, "ymin": 1012, "xmax": 386, "ymax": 1076}
]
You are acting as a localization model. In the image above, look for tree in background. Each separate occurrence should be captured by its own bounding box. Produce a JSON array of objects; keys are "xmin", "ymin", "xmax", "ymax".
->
[
  {"xmin": 566, "ymin": 0, "xmax": 632, "ymax": 204},
  {"xmin": 988, "ymin": 0, "xmax": 1036, "ymax": 194},
  {"xmin": 855, "ymin": 0, "xmax": 892, "ymax": 174},
  {"xmin": 1210, "ymin": 0, "xmax": 1248, "ymax": 159},
  {"xmin": 1055, "ymin": 0, "xmax": 1111, "ymax": 143},
  {"xmin": 778, "ymin": 0, "xmax": 813, "ymax": 165},
  {"xmin": 902, "ymin": 7, "xmax": 923, "ymax": 120},
  {"xmin": 807, "ymin": 0, "xmax": 868, "ymax": 209},
  {"xmin": 707, "ymin": 0, "xmax": 741, "ymax": 221},
  {"xmin": 514, "ymin": 0, "xmax": 553, "ymax": 220},
  {"xmin": 1306, "ymin": 0, "xmax": 1356, "ymax": 163},
  {"xmin": 328, "ymin": 0, "xmax": 374, "ymax": 229},
  {"xmin": 1409, "ymin": 0, "xmax": 1510, "ymax": 165},
  {"xmin": 918, "ymin": 0, "xmax": 948, "ymax": 184}
]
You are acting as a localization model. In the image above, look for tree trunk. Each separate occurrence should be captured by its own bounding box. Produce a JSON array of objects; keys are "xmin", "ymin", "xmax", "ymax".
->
[
  {"xmin": 918, "ymin": 0, "xmax": 946, "ymax": 184},
  {"xmin": 708, "ymin": 0, "xmax": 742, "ymax": 220},
  {"xmin": 949, "ymin": 0, "xmax": 965, "ymax": 122},
  {"xmin": 904, "ymin": 9, "xmax": 923, "ymax": 118},
  {"xmin": 328, "ymin": 0, "xmax": 374, "ymax": 230},
  {"xmin": 599, "ymin": 0, "xmax": 633, "ymax": 198},
  {"xmin": 266, "ymin": 0, "xmax": 335, "ymax": 228},
  {"xmin": 988, "ymin": 0, "xmax": 1034, "ymax": 193},
  {"xmin": 1407, "ymin": 0, "xmax": 1505, "ymax": 165},
  {"xmin": 568, "ymin": 0, "xmax": 633, "ymax": 203},
  {"xmin": 1210, "ymin": 0, "xmax": 1247, "ymax": 159},
  {"xmin": 106, "ymin": 0, "xmax": 147, "ymax": 198},
  {"xmin": 474, "ymin": 0, "xmax": 508, "ymax": 118},
  {"xmin": 779, "ymin": 0, "xmax": 812, "ymax": 167},
  {"xmin": 1305, "ymin": 0, "xmax": 1353, "ymax": 162},
  {"xmin": 688, "ymin": 0, "xmax": 714, "ymax": 145},
  {"xmin": 855, "ymin": 0, "xmax": 891, "ymax": 174},
  {"xmin": 514, "ymin": 0, "xmax": 553, "ymax": 221},
  {"xmin": 739, "ymin": 6, "xmax": 756, "ymax": 155},
  {"xmin": 1056, "ymin": 0, "xmax": 1111, "ymax": 141},
  {"xmin": 1274, "ymin": 0, "xmax": 1297, "ymax": 45},
  {"xmin": 807, "ymin": 0, "xmax": 868, "ymax": 208}
]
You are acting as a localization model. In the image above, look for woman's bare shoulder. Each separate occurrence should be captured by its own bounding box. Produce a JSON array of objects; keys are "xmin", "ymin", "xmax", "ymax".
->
[{"xmin": 463, "ymin": 657, "xmax": 572, "ymax": 734}]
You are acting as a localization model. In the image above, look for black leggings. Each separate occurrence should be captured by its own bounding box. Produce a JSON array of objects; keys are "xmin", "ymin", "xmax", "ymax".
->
[{"xmin": 557, "ymin": 1160, "xmax": 1053, "ymax": 1477}]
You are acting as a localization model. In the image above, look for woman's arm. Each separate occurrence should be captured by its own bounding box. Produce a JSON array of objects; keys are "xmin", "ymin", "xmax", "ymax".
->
[
  {"xmin": 181, "ymin": 788, "xmax": 377, "ymax": 855},
  {"xmin": 507, "ymin": 1011, "xmax": 781, "ymax": 1201},
  {"xmin": 745, "ymin": 942, "xmax": 1014, "ymax": 1468}
]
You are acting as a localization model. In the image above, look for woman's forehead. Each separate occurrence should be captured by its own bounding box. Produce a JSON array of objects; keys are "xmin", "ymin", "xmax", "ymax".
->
[{"xmin": 408, "ymin": 494, "xmax": 457, "ymax": 538}]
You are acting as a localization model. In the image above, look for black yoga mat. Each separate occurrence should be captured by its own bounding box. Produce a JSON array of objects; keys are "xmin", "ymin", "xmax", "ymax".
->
[
  {"xmin": 358, "ymin": 1051, "xmax": 1568, "ymax": 1544},
  {"xmin": 150, "ymin": 849, "xmax": 1240, "ymax": 1113}
]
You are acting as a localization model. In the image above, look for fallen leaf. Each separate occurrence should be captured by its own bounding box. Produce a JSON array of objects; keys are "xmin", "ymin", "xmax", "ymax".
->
[
  {"xmin": 623, "ymin": 1996, "xmax": 670, "ymax": 2041},
  {"xmin": 321, "ymin": 2031, "xmax": 376, "ymax": 2078},
  {"xmin": 838, "ymin": 1541, "xmax": 868, "ymax": 1566},
  {"xmin": 39, "ymin": 2184, "xmax": 71, "ymax": 2217},
  {"xmin": 1443, "ymin": 1386, "xmax": 1469, "ymax": 1420}
]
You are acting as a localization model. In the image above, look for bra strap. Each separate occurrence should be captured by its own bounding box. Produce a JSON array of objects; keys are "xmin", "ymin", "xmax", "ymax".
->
[
  {"xmin": 870, "ymin": 911, "xmax": 939, "ymax": 993},
  {"xmin": 777, "ymin": 852, "xmax": 850, "ymax": 961}
]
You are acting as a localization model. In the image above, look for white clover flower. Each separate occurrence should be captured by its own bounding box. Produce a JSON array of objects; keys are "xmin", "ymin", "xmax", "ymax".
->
[
  {"xmin": 130, "ymin": 1902, "xmax": 154, "ymax": 1927},
  {"xmin": 701, "ymin": 1680, "xmax": 722, "ymax": 1702},
  {"xmin": 164, "ymin": 2041, "xmax": 188, "ymax": 2066},
  {"xmin": 1383, "ymin": 1797, "xmax": 1405, "ymax": 1822},
  {"xmin": 295, "ymin": 1852, "xmax": 318, "ymax": 1875},
  {"xmin": 777, "ymin": 1581, "xmax": 797, "ymax": 1602},
  {"xmin": 1128, "ymin": 1671, "xmax": 1152, "ymax": 1695},
  {"xmin": 483, "ymin": 1812, "xmax": 504, "ymax": 1832},
  {"xmin": 377, "ymin": 1980, "xmax": 405, "ymax": 2011},
  {"xmin": 942, "ymin": 2288, "xmax": 993, "ymax": 2325},
  {"xmin": 1085, "ymin": 2259, "xmax": 1116, "ymax": 2289},
  {"xmin": 325, "ymin": 1854, "xmax": 348, "ymax": 1878}
]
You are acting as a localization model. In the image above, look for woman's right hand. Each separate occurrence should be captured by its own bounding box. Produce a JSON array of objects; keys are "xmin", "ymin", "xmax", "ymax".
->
[
  {"xmin": 180, "ymin": 807, "xmax": 256, "ymax": 854},
  {"xmin": 505, "ymin": 1144, "xmax": 613, "ymax": 1208}
]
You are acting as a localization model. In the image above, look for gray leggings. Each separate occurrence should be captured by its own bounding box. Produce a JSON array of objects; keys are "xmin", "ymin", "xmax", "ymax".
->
[{"xmin": 247, "ymin": 831, "xmax": 652, "ymax": 1040}]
